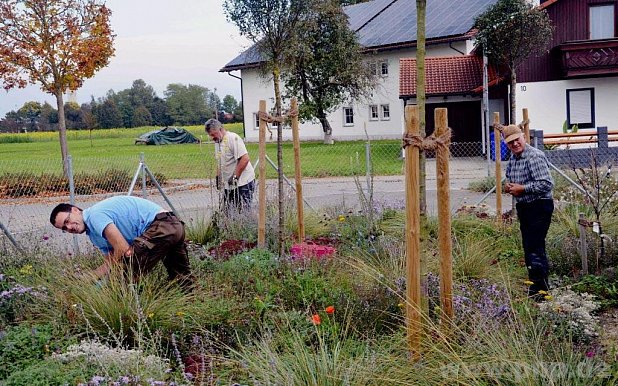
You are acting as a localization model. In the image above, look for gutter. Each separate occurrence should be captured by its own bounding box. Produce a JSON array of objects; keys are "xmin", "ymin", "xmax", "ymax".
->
[{"xmin": 227, "ymin": 71, "xmax": 246, "ymax": 139}]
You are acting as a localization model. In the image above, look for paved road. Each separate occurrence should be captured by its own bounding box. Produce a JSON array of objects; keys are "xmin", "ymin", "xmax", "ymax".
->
[{"xmin": 1, "ymin": 158, "xmax": 507, "ymax": 254}]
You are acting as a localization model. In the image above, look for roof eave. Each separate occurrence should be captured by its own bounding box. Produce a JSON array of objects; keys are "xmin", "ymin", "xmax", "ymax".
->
[
  {"xmin": 219, "ymin": 61, "xmax": 262, "ymax": 73},
  {"xmin": 363, "ymin": 33, "xmax": 472, "ymax": 54},
  {"xmin": 400, "ymin": 90, "xmax": 481, "ymax": 99}
]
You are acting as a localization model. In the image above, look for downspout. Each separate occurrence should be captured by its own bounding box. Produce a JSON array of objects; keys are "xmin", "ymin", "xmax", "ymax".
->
[
  {"xmin": 449, "ymin": 41, "xmax": 465, "ymax": 55},
  {"xmin": 227, "ymin": 71, "xmax": 245, "ymax": 139}
]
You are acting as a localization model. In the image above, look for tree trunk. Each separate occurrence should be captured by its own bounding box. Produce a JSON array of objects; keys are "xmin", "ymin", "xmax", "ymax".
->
[
  {"xmin": 416, "ymin": 0, "xmax": 427, "ymax": 216},
  {"xmin": 272, "ymin": 66, "xmax": 285, "ymax": 257},
  {"xmin": 55, "ymin": 91, "xmax": 70, "ymax": 176},
  {"xmin": 416, "ymin": 0, "xmax": 429, "ymax": 317},
  {"xmin": 510, "ymin": 67, "xmax": 517, "ymax": 124},
  {"xmin": 319, "ymin": 115, "xmax": 334, "ymax": 145}
]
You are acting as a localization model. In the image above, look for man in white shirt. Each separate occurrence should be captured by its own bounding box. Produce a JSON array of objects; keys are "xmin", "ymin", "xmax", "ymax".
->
[{"xmin": 205, "ymin": 118, "xmax": 255, "ymax": 211}]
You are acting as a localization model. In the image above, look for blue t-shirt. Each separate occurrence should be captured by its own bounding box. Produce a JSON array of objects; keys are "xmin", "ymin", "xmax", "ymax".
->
[{"xmin": 83, "ymin": 196, "xmax": 161, "ymax": 254}]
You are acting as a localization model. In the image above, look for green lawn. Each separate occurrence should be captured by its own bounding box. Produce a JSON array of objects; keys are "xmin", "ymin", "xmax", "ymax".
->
[{"xmin": 0, "ymin": 124, "xmax": 403, "ymax": 179}]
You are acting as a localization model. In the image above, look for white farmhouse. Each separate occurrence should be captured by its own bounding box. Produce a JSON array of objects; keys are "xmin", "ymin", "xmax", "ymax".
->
[{"xmin": 220, "ymin": 0, "xmax": 501, "ymax": 143}]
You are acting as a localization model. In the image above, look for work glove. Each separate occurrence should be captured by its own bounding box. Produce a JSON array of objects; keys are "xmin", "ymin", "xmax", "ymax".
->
[
  {"xmin": 215, "ymin": 175, "xmax": 222, "ymax": 190},
  {"xmin": 228, "ymin": 175, "xmax": 238, "ymax": 188}
]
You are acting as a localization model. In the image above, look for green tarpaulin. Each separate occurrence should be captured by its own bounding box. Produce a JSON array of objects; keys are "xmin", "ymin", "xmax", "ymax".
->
[{"xmin": 135, "ymin": 127, "xmax": 200, "ymax": 145}]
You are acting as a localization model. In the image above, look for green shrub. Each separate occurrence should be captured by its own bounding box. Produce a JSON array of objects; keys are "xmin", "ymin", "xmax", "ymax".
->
[
  {"xmin": 571, "ymin": 275, "xmax": 618, "ymax": 310},
  {"xmin": 0, "ymin": 323, "xmax": 56, "ymax": 379}
]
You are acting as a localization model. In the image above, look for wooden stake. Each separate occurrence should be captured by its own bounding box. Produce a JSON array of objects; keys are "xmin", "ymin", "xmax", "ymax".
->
[
  {"xmin": 404, "ymin": 105, "xmax": 422, "ymax": 360},
  {"xmin": 257, "ymin": 100, "xmax": 267, "ymax": 248},
  {"xmin": 435, "ymin": 108, "xmax": 453, "ymax": 324},
  {"xmin": 291, "ymin": 98, "xmax": 305, "ymax": 241},
  {"xmin": 578, "ymin": 213, "xmax": 589, "ymax": 275},
  {"xmin": 523, "ymin": 108, "xmax": 530, "ymax": 144},
  {"xmin": 493, "ymin": 112, "xmax": 502, "ymax": 223}
]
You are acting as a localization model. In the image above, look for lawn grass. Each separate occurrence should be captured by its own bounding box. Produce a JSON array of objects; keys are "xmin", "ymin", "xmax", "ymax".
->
[{"xmin": 0, "ymin": 124, "xmax": 403, "ymax": 179}]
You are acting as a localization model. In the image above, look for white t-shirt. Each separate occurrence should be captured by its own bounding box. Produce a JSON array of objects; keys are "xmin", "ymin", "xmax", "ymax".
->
[{"xmin": 215, "ymin": 131, "xmax": 255, "ymax": 189}]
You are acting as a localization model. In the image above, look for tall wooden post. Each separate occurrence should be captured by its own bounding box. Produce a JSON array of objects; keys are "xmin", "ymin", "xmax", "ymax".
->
[
  {"xmin": 493, "ymin": 112, "xmax": 502, "ymax": 223},
  {"xmin": 404, "ymin": 105, "xmax": 422, "ymax": 360},
  {"xmin": 291, "ymin": 98, "xmax": 305, "ymax": 241},
  {"xmin": 522, "ymin": 108, "xmax": 530, "ymax": 144},
  {"xmin": 435, "ymin": 108, "xmax": 453, "ymax": 324},
  {"xmin": 257, "ymin": 100, "xmax": 267, "ymax": 248}
]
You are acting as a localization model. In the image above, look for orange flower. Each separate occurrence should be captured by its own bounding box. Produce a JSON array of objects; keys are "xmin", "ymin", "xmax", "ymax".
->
[
  {"xmin": 311, "ymin": 314, "xmax": 321, "ymax": 325},
  {"xmin": 325, "ymin": 306, "xmax": 335, "ymax": 314}
]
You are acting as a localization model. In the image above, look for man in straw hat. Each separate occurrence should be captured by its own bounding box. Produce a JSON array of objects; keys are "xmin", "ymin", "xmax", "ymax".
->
[{"xmin": 503, "ymin": 124, "xmax": 554, "ymax": 300}]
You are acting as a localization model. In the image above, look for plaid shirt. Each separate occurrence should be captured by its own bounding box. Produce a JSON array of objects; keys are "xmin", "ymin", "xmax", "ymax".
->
[{"xmin": 506, "ymin": 144, "xmax": 553, "ymax": 204}]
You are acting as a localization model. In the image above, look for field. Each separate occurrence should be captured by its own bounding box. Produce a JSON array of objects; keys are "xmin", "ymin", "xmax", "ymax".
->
[{"xmin": 0, "ymin": 124, "xmax": 403, "ymax": 179}]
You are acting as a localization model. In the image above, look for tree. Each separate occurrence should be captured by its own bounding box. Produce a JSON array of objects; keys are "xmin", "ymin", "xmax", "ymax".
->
[
  {"xmin": 40, "ymin": 102, "xmax": 58, "ymax": 131},
  {"xmin": 224, "ymin": 0, "xmax": 310, "ymax": 256},
  {"xmin": 474, "ymin": 0, "xmax": 552, "ymax": 123},
  {"xmin": 282, "ymin": 0, "xmax": 374, "ymax": 144},
  {"xmin": 17, "ymin": 101, "xmax": 42, "ymax": 131},
  {"xmin": 150, "ymin": 97, "xmax": 172, "ymax": 126},
  {"xmin": 64, "ymin": 101, "xmax": 83, "ymax": 129},
  {"xmin": 132, "ymin": 105, "xmax": 152, "ymax": 127},
  {"xmin": 164, "ymin": 83, "xmax": 213, "ymax": 125},
  {"xmin": 0, "ymin": 0, "xmax": 115, "ymax": 171},
  {"xmin": 94, "ymin": 98, "xmax": 123, "ymax": 129}
]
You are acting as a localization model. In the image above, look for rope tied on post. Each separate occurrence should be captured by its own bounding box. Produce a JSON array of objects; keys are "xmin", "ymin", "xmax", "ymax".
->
[
  {"xmin": 402, "ymin": 128, "xmax": 452, "ymax": 151},
  {"xmin": 258, "ymin": 107, "xmax": 299, "ymax": 124},
  {"xmin": 493, "ymin": 118, "xmax": 530, "ymax": 134}
]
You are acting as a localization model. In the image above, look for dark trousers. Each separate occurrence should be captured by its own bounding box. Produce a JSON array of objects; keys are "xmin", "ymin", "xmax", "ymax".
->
[
  {"xmin": 516, "ymin": 199, "xmax": 554, "ymax": 294},
  {"xmin": 224, "ymin": 180, "xmax": 255, "ymax": 212},
  {"xmin": 126, "ymin": 212, "xmax": 194, "ymax": 288}
]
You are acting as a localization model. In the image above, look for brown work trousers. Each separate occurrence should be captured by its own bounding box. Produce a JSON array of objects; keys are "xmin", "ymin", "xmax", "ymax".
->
[{"xmin": 124, "ymin": 212, "xmax": 194, "ymax": 288}]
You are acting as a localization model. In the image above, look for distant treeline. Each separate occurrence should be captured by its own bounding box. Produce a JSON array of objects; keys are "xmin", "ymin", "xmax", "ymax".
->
[{"xmin": 0, "ymin": 79, "xmax": 243, "ymax": 132}]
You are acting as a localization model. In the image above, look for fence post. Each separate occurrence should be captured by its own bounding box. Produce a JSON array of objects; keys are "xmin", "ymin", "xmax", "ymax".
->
[
  {"xmin": 291, "ymin": 98, "xmax": 305, "ymax": 241},
  {"xmin": 597, "ymin": 127, "xmax": 609, "ymax": 149},
  {"xmin": 493, "ymin": 113, "xmax": 502, "ymax": 222},
  {"xmin": 365, "ymin": 142, "xmax": 372, "ymax": 193},
  {"xmin": 404, "ymin": 105, "xmax": 422, "ymax": 360},
  {"xmin": 257, "ymin": 100, "xmax": 267, "ymax": 248},
  {"xmin": 66, "ymin": 155, "xmax": 80, "ymax": 255},
  {"xmin": 578, "ymin": 213, "xmax": 589, "ymax": 275},
  {"xmin": 534, "ymin": 130, "xmax": 544, "ymax": 149},
  {"xmin": 141, "ymin": 153, "xmax": 147, "ymax": 198},
  {"xmin": 435, "ymin": 108, "xmax": 453, "ymax": 325}
]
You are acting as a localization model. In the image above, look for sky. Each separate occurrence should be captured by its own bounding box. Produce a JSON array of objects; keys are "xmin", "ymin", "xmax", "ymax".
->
[{"xmin": 0, "ymin": 0, "xmax": 251, "ymax": 117}]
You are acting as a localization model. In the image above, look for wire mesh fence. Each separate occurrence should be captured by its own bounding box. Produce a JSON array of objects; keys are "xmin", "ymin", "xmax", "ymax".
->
[{"xmin": 1, "ymin": 137, "xmax": 614, "ymax": 254}]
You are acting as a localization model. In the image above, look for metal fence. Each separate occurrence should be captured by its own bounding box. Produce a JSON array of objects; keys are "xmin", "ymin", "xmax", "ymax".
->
[{"xmin": 1, "ymin": 136, "xmax": 614, "ymax": 254}]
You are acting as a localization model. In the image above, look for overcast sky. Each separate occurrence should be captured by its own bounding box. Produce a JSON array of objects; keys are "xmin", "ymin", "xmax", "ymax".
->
[{"xmin": 0, "ymin": 0, "xmax": 251, "ymax": 116}]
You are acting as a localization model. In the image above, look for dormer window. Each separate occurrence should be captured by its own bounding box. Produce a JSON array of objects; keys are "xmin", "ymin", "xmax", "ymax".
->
[{"xmin": 589, "ymin": 4, "xmax": 615, "ymax": 40}]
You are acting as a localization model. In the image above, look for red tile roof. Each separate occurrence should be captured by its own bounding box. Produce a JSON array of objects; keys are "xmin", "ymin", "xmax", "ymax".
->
[{"xmin": 399, "ymin": 55, "xmax": 501, "ymax": 98}]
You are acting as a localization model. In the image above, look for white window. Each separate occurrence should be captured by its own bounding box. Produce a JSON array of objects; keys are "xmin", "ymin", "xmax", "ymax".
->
[
  {"xmin": 380, "ymin": 104, "xmax": 390, "ymax": 120},
  {"xmin": 590, "ymin": 4, "xmax": 615, "ymax": 39},
  {"xmin": 343, "ymin": 107, "xmax": 354, "ymax": 126},
  {"xmin": 567, "ymin": 88, "xmax": 595, "ymax": 129},
  {"xmin": 253, "ymin": 113, "xmax": 260, "ymax": 130},
  {"xmin": 369, "ymin": 105, "xmax": 379, "ymax": 120},
  {"xmin": 368, "ymin": 60, "xmax": 388, "ymax": 76},
  {"xmin": 380, "ymin": 61, "xmax": 389, "ymax": 76}
]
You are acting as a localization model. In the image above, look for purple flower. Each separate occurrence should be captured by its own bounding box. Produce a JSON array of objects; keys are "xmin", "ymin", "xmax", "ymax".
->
[{"xmin": 90, "ymin": 375, "xmax": 107, "ymax": 385}]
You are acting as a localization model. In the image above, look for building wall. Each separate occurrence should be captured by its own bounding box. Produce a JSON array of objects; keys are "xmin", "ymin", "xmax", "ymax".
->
[
  {"xmin": 239, "ymin": 41, "xmax": 470, "ymax": 142},
  {"xmin": 517, "ymin": 77, "xmax": 618, "ymax": 133}
]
